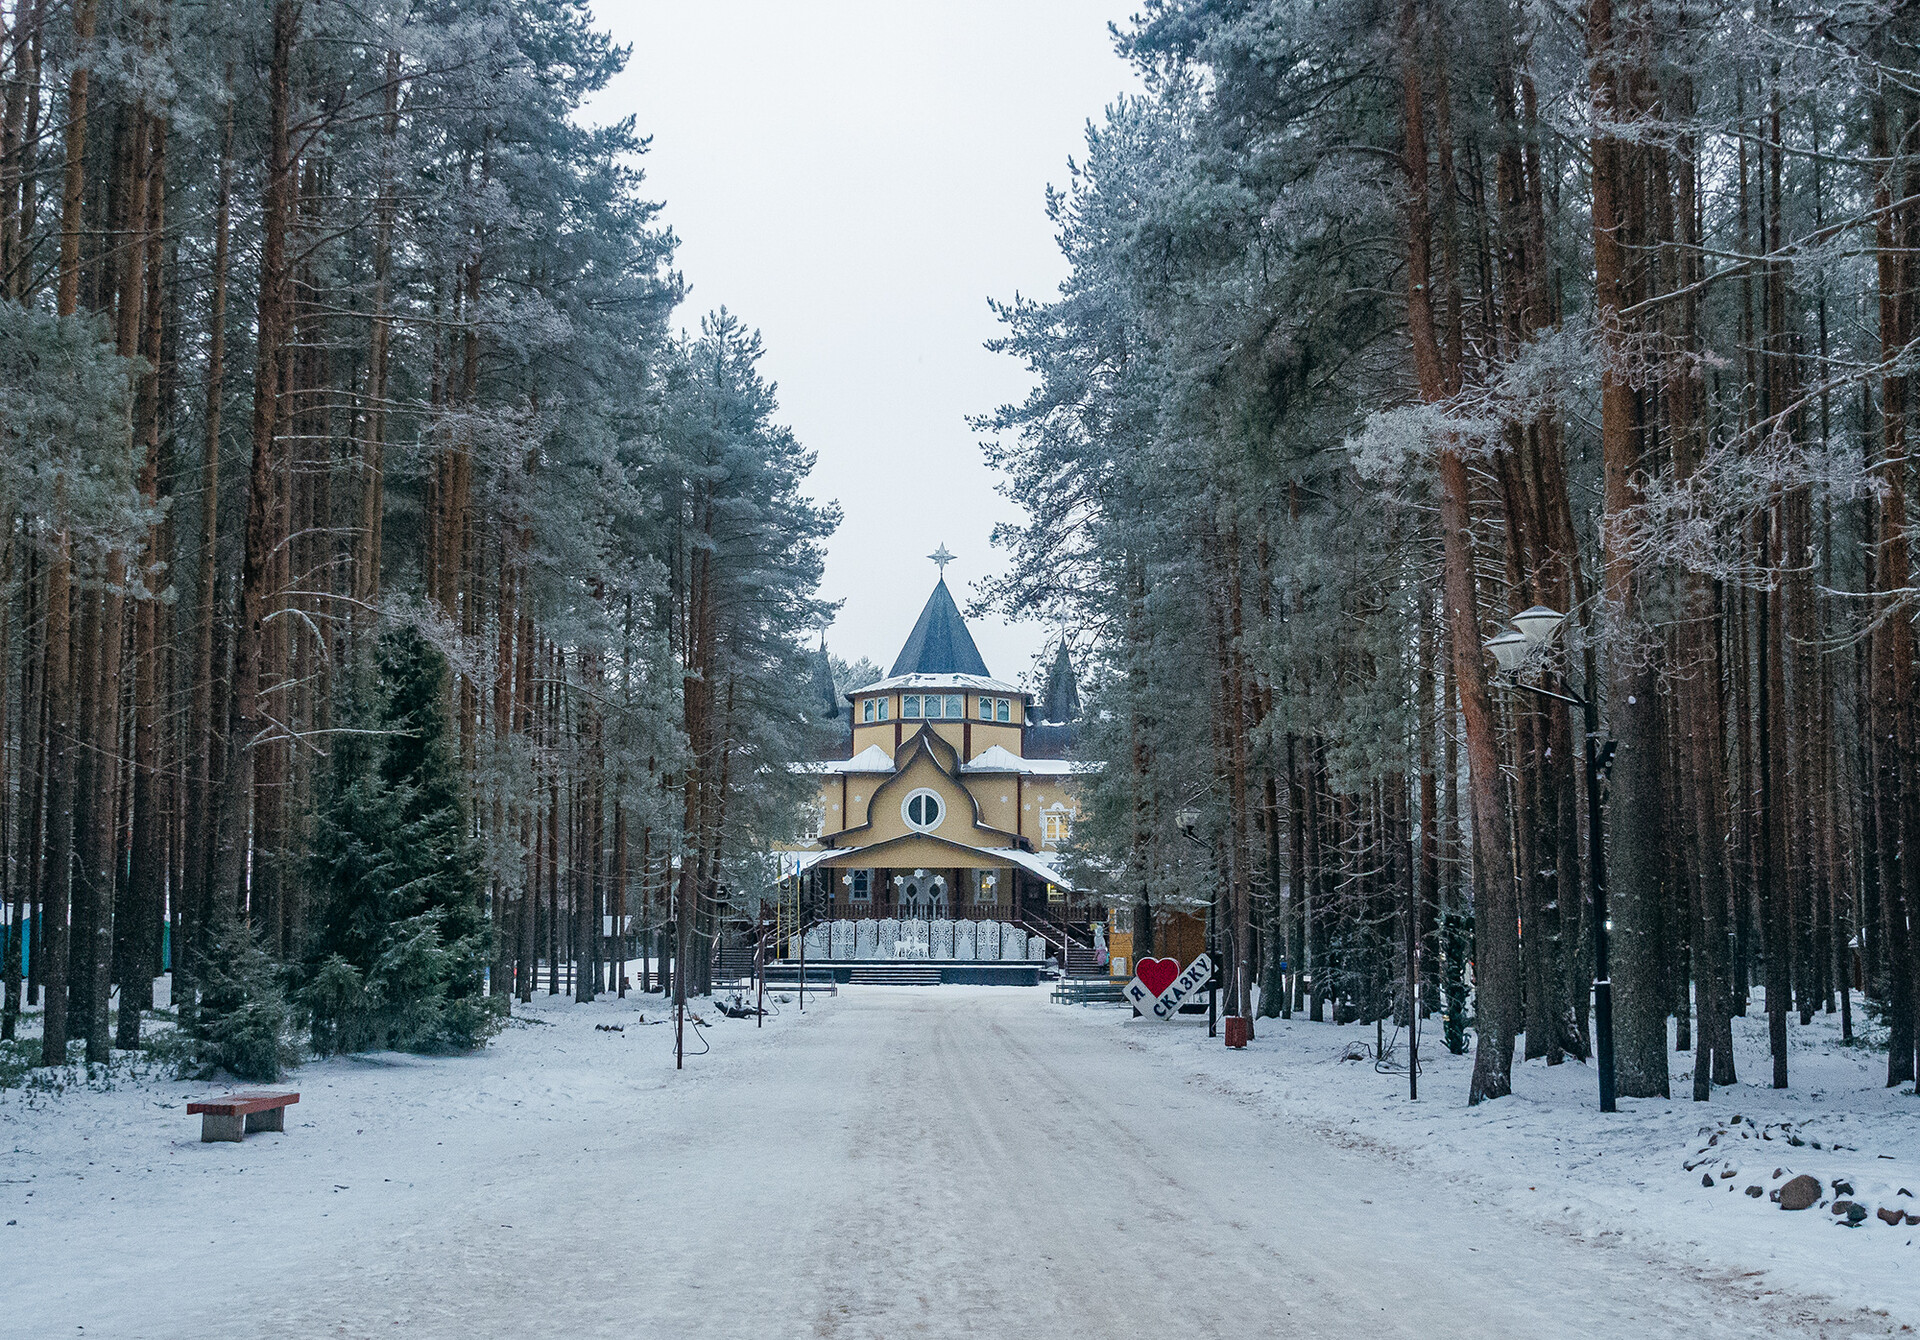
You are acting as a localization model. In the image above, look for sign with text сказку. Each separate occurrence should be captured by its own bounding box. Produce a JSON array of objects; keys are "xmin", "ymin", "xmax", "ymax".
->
[{"xmin": 1123, "ymin": 952, "xmax": 1214, "ymax": 1021}]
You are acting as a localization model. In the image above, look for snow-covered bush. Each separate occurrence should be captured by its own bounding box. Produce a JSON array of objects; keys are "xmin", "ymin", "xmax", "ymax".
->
[{"xmin": 188, "ymin": 909, "xmax": 300, "ymax": 1082}]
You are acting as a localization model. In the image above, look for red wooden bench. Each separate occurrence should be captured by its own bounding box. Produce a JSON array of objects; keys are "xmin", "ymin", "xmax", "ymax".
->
[{"xmin": 186, "ymin": 1091, "xmax": 299, "ymax": 1143}]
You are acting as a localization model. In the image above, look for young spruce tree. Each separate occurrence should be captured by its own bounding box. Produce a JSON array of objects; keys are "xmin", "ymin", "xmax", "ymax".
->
[{"xmin": 304, "ymin": 628, "xmax": 499, "ymax": 1054}]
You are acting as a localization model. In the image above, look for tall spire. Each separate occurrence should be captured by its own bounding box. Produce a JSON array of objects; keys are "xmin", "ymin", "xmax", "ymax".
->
[
  {"xmin": 810, "ymin": 633, "xmax": 840, "ymax": 719},
  {"xmin": 890, "ymin": 577, "xmax": 990, "ymax": 678},
  {"xmin": 1041, "ymin": 640, "xmax": 1080, "ymax": 724}
]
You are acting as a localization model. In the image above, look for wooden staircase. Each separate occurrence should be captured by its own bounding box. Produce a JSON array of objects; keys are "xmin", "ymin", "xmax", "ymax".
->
[
  {"xmin": 712, "ymin": 945, "xmax": 757, "ymax": 982},
  {"xmin": 1063, "ymin": 943, "xmax": 1105, "ymax": 978}
]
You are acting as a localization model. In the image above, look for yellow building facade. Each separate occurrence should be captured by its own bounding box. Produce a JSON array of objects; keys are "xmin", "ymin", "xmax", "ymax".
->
[{"xmin": 781, "ymin": 569, "xmax": 1095, "ymax": 947}]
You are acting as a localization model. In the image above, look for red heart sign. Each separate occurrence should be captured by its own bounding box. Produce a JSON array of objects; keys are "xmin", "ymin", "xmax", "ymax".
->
[{"xmin": 1134, "ymin": 957, "xmax": 1181, "ymax": 999}]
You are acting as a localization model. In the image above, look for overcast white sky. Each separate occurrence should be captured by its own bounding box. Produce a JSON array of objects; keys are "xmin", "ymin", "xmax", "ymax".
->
[{"xmin": 587, "ymin": 1, "xmax": 1141, "ymax": 686}]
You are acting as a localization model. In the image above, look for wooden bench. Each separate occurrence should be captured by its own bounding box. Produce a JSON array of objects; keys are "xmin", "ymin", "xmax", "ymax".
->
[
  {"xmin": 186, "ymin": 1091, "xmax": 299, "ymax": 1143},
  {"xmin": 1052, "ymin": 980, "xmax": 1128, "ymax": 1005}
]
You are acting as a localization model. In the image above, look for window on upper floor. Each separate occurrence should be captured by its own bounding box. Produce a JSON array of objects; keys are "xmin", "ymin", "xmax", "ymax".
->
[
  {"xmin": 979, "ymin": 696, "xmax": 993, "ymax": 720},
  {"xmin": 944, "ymin": 694, "xmax": 963, "ymax": 718},
  {"xmin": 862, "ymin": 698, "xmax": 875, "ymax": 723},
  {"xmin": 903, "ymin": 694, "xmax": 922, "ymax": 718},
  {"xmin": 997, "ymin": 698, "xmax": 1011, "ymax": 722},
  {"xmin": 1042, "ymin": 809, "xmax": 1071, "ymax": 845},
  {"xmin": 876, "ymin": 697, "xmax": 889, "ymax": 721}
]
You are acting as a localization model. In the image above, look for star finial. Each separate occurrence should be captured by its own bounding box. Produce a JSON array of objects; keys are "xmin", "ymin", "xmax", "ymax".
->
[{"xmin": 929, "ymin": 543, "xmax": 955, "ymax": 576}]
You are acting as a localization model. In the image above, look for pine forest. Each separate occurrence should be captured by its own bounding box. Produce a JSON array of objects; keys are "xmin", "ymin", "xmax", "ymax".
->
[
  {"xmin": 981, "ymin": 0, "xmax": 1920, "ymax": 1104},
  {"xmin": 6, "ymin": 2, "xmax": 1920, "ymax": 1332},
  {"xmin": 0, "ymin": 0, "xmax": 833, "ymax": 1079}
]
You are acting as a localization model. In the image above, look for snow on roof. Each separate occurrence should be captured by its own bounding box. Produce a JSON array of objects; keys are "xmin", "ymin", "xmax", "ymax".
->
[
  {"xmin": 1003, "ymin": 847, "xmax": 1080, "ymax": 892},
  {"xmin": 959, "ymin": 744, "xmax": 1023, "ymax": 771},
  {"xmin": 960, "ymin": 744, "xmax": 1098, "ymax": 776},
  {"xmin": 777, "ymin": 849, "xmax": 833, "ymax": 880},
  {"xmin": 791, "ymin": 743, "xmax": 897, "ymax": 775},
  {"xmin": 847, "ymin": 672, "xmax": 1026, "ymax": 697}
]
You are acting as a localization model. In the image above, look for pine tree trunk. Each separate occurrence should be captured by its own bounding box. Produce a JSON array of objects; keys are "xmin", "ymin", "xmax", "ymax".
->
[
  {"xmin": 118, "ymin": 90, "xmax": 167, "ymax": 1050},
  {"xmin": 1868, "ymin": 91, "xmax": 1916, "ymax": 1087},
  {"xmin": 211, "ymin": 0, "xmax": 296, "ymax": 919},
  {"xmin": 1399, "ymin": 0, "xmax": 1520, "ymax": 1100},
  {"xmin": 1589, "ymin": 0, "xmax": 1668, "ymax": 1099}
]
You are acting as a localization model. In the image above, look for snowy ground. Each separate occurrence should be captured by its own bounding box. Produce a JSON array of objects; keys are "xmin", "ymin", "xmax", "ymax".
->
[{"xmin": 3, "ymin": 985, "xmax": 1913, "ymax": 1339}]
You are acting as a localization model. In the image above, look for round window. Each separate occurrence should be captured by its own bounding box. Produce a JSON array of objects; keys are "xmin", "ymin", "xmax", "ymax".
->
[{"xmin": 902, "ymin": 789, "xmax": 944, "ymax": 832}]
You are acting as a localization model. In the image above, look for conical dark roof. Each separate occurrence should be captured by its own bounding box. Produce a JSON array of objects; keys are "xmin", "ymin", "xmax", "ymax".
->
[
  {"xmin": 890, "ymin": 579, "xmax": 991, "ymax": 678},
  {"xmin": 810, "ymin": 641, "xmax": 840, "ymax": 719},
  {"xmin": 1041, "ymin": 641, "xmax": 1080, "ymax": 724}
]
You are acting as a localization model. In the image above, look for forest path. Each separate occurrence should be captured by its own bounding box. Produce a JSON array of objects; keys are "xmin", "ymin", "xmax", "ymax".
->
[{"xmin": 7, "ymin": 987, "xmax": 1887, "ymax": 1339}]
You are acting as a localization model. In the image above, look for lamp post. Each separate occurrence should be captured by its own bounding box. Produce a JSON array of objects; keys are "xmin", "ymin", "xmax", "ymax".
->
[
  {"xmin": 1485, "ymin": 605, "xmax": 1618, "ymax": 1113},
  {"xmin": 796, "ymin": 872, "xmax": 808, "ymax": 1013},
  {"xmin": 1174, "ymin": 806, "xmax": 1218, "ymax": 1039},
  {"xmin": 671, "ymin": 854, "xmax": 685, "ymax": 1070}
]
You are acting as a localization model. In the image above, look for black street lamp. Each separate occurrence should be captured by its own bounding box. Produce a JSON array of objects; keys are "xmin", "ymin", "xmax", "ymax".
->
[
  {"xmin": 1174, "ymin": 806, "xmax": 1218, "ymax": 1039},
  {"xmin": 671, "ymin": 853, "xmax": 686, "ymax": 1070},
  {"xmin": 1487, "ymin": 605, "xmax": 1618, "ymax": 1113}
]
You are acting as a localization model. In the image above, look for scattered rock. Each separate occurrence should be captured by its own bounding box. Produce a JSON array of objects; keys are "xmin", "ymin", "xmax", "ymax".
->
[
  {"xmin": 1778, "ymin": 1174, "xmax": 1822, "ymax": 1211},
  {"xmin": 1878, "ymin": 1206, "xmax": 1905, "ymax": 1227},
  {"xmin": 1702, "ymin": 1173, "xmax": 1714, "ymax": 1188},
  {"xmin": 1845, "ymin": 1203, "xmax": 1869, "ymax": 1226},
  {"xmin": 1833, "ymin": 1178, "xmax": 1854, "ymax": 1197},
  {"xmin": 1831, "ymin": 1200, "xmax": 1856, "ymax": 1216},
  {"xmin": 1719, "ymin": 1168, "xmax": 1736, "ymax": 1179},
  {"xmin": 1746, "ymin": 1185, "xmax": 1765, "ymax": 1198}
]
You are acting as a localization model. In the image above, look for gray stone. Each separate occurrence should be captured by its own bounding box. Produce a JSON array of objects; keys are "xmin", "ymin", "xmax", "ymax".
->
[{"xmin": 1778, "ymin": 1174, "xmax": 1822, "ymax": 1211}]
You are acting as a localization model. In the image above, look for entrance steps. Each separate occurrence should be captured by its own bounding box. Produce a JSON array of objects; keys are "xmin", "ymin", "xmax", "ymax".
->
[
  {"xmin": 1064, "ymin": 945, "xmax": 1104, "ymax": 977},
  {"xmin": 847, "ymin": 962, "xmax": 944, "ymax": 986}
]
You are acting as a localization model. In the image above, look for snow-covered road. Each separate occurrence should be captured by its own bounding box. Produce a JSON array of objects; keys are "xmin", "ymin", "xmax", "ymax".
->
[{"xmin": 5, "ymin": 987, "xmax": 1896, "ymax": 1338}]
